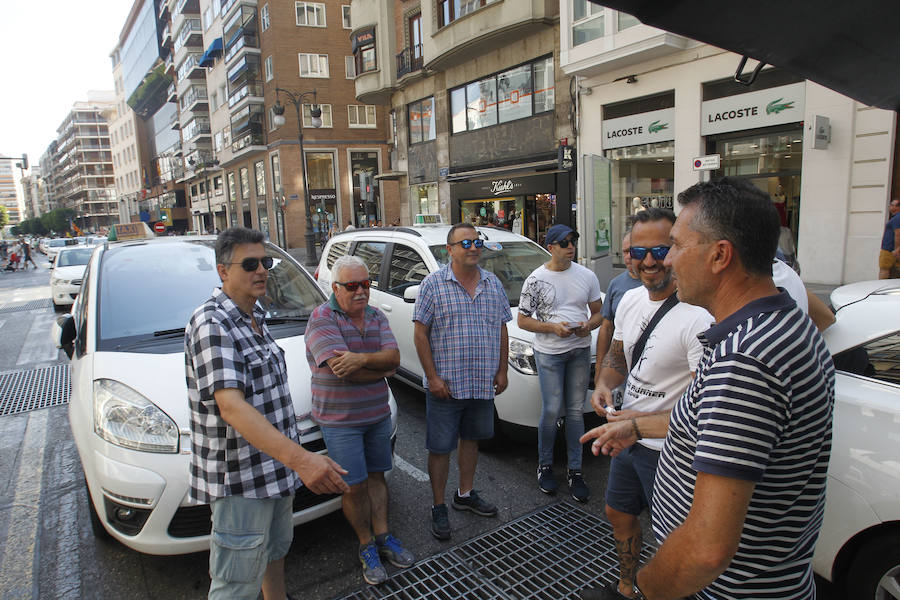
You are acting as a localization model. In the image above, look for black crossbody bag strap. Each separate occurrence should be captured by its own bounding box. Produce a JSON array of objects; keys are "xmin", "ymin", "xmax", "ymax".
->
[{"xmin": 630, "ymin": 293, "xmax": 679, "ymax": 368}]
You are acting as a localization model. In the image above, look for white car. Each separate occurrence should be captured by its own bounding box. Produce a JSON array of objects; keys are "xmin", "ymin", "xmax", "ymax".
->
[
  {"xmin": 45, "ymin": 238, "xmax": 79, "ymax": 263},
  {"xmin": 315, "ymin": 225, "xmax": 602, "ymax": 437},
  {"xmin": 50, "ymin": 246, "xmax": 94, "ymax": 309},
  {"xmin": 53, "ymin": 236, "xmax": 398, "ymax": 555},
  {"xmin": 813, "ymin": 280, "xmax": 900, "ymax": 598}
]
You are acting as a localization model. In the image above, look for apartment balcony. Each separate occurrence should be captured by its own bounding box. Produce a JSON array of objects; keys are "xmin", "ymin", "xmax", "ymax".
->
[
  {"xmin": 180, "ymin": 85, "xmax": 208, "ymax": 113},
  {"xmin": 161, "ymin": 23, "xmax": 172, "ymax": 46},
  {"xmin": 176, "ymin": 53, "xmax": 205, "ymax": 81},
  {"xmin": 227, "ymin": 80, "xmax": 263, "ymax": 111},
  {"xmin": 425, "ymin": 0, "xmax": 557, "ymax": 71},
  {"xmin": 174, "ymin": 0, "xmax": 199, "ymax": 17},
  {"xmin": 183, "ymin": 118, "xmax": 212, "ymax": 142},
  {"xmin": 224, "ymin": 27, "xmax": 259, "ymax": 64},
  {"xmin": 396, "ymin": 45, "xmax": 424, "ymax": 79},
  {"xmin": 158, "ymin": 0, "xmax": 170, "ymax": 20},
  {"xmin": 174, "ymin": 18, "xmax": 203, "ymax": 54},
  {"xmin": 221, "ymin": 0, "xmax": 255, "ymax": 22},
  {"xmin": 165, "ymin": 53, "xmax": 175, "ymax": 76},
  {"xmin": 348, "ymin": 2, "xmax": 397, "ymax": 103},
  {"xmin": 167, "ymin": 82, "xmax": 177, "ymax": 103}
]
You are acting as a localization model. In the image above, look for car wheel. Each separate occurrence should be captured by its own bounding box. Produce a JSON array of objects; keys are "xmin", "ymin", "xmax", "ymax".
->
[
  {"xmin": 845, "ymin": 533, "xmax": 900, "ymax": 600},
  {"xmin": 85, "ymin": 480, "xmax": 111, "ymax": 541}
]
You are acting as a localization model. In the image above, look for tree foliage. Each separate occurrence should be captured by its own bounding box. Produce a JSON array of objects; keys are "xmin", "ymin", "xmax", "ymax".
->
[
  {"xmin": 17, "ymin": 217, "xmax": 49, "ymax": 235},
  {"xmin": 40, "ymin": 208, "xmax": 76, "ymax": 234},
  {"xmin": 0, "ymin": 205, "xmax": 8, "ymax": 229}
]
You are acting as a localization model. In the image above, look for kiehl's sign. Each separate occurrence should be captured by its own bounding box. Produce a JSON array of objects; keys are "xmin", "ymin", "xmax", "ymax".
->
[
  {"xmin": 701, "ymin": 82, "xmax": 805, "ymax": 136},
  {"xmin": 602, "ymin": 108, "xmax": 675, "ymax": 150}
]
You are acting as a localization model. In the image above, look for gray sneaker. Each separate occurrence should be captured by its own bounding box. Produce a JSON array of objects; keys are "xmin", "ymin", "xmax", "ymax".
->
[
  {"xmin": 431, "ymin": 504, "xmax": 451, "ymax": 540},
  {"xmin": 359, "ymin": 541, "xmax": 388, "ymax": 585},
  {"xmin": 451, "ymin": 490, "xmax": 497, "ymax": 517},
  {"xmin": 377, "ymin": 533, "xmax": 415, "ymax": 568}
]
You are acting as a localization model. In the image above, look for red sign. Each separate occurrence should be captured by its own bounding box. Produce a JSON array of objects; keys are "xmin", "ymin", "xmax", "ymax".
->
[{"xmin": 153, "ymin": 222, "xmax": 166, "ymax": 234}]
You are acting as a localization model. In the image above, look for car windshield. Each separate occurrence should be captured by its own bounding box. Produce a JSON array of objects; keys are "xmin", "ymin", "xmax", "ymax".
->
[
  {"xmin": 429, "ymin": 241, "xmax": 550, "ymax": 306},
  {"xmin": 48, "ymin": 239, "xmax": 74, "ymax": 247},
  {"xmin": 97, "ymin": 240, "xmax": 326, "ymax": 350},
  {"xmin": 56, "ymin": 248, "xmax": 93, "ymax": 267}
]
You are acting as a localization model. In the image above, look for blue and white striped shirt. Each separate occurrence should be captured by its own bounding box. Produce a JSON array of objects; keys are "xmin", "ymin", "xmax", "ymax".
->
[
  {"xmin": 653, "ymin": 292, "xmax": 834, "ymax": 599},
  {"xmin": 413, "ymin": 263, "xmax": 512, "ymax": 399}
]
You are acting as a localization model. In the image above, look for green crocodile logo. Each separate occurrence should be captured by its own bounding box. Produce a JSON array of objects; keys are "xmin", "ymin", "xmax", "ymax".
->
[
  {"xmin": 766, "ymin": 98, "xmax": 794, "ymax": 115},
  {"xmin": 648, "ymin": 120, "xmax": 669, "ymax": 133}
]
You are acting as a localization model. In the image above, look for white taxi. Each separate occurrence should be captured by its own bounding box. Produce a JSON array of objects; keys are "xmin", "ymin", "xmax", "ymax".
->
[{"xmin": 50, "ymin": 246, "xmax": 94, "ymax": 308}]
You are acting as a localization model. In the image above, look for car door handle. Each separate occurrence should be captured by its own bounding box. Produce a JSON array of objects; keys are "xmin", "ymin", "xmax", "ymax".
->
[{"xmin": 380, "ymin": 304, "xmax": 392, "ymax": 312}]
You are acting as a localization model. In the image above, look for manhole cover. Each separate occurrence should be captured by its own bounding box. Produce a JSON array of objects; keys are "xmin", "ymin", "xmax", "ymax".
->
[
  {"xmin": 0, "ymin": 364, "xmax": 70, "ymax": 416},
  {"xmin": 336, "ymin": 502, "xmax": 654, "ymax": 600},
  {"xmin": 0, "ymin": 299, "xmax": 52, "ymax": 313}
]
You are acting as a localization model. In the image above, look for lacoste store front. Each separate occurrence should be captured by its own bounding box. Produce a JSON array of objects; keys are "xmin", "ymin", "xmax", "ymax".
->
[{"xmin": 601, "ymin": 94, "xmax": 676, "ymax": 266}]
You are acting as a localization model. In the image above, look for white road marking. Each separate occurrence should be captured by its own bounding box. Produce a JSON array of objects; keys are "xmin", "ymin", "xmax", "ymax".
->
[
  {"xmin": 17, "ymin": 310, "xmax": 60, "ymax": 366},
  {"xmin": 393, "ymin": 454, "xmax": 430, "ymax": 482},
  {"xmin": 0, "ymin": 409, "xmax": 48, "ymax": 599}
]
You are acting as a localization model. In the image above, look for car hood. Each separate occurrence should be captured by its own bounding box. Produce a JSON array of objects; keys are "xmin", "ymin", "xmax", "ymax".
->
[
  {"xmin": 91, "ymin": 334, "xmax": 317, "ymax": 430},
  {"xmin": 824, "ymin": 280, "xmax": 900, "ymax": 355},
  {"xmin": 51, "ymin": 265, "xmax": 87, "ymax": 279}
]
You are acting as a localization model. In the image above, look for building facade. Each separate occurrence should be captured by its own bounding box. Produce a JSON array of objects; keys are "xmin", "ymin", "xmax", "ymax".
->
[
  {"xmin": 560, "ymin": 0, "xmax": 898, "ymax": 285},
  {"xmin": 20, "ymin": 167, "xmax": 47, "ymax": 220},
  {"xmin": 350, "ymin": 0, "xmax": 576, "ymax": 245},
  {"xmin": 0, "ymin": 159, "xmax": 24, "ymax": 225}
]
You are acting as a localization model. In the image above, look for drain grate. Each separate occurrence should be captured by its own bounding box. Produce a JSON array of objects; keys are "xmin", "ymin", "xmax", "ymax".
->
[
  {"xmin": 0, "ymin": 364, "xmax": 71, "ymax": 416},
  {"xmin": 336, "ymin": 502, "xmax": 655, "ymax": 600},
  {"xmin": 0, "ymin": 299, "xmax": 52, "ymax": 313}
]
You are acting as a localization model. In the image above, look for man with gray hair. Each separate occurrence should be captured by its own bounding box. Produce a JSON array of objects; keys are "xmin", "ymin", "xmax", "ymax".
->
[
  {"xmin": 306, "ymin": 255, "xmax": 414, "ymax": 585},
  {"xmin": 185, "ymin": 227, "xmax": 348, "ymax": 600}
]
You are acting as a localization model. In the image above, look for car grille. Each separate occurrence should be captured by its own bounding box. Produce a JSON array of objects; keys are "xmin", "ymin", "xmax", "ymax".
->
[
  {"xmin": 71, "ymin": 279, "xmax": 83, "ymax": 286},
  {"xmin": 167, "ymin": 487, "xmax": 340, "ymax": 538}
]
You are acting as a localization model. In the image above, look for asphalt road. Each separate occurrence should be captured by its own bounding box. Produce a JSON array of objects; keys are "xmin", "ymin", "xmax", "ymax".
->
[{"xmin": 0, "ymin": 251, "xmax": 839, "ymax": 599}]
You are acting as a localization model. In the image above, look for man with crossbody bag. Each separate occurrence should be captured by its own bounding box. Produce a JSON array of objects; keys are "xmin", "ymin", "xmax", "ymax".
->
[{"xmin": 581, "ymin": 209, "xmax": 712, "ymax": 600}]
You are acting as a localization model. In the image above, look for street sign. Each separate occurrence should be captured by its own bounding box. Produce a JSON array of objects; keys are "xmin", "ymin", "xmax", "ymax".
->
[
  {"xmin": 153, "ymin": 222, "xmax": 166, "ymax": 234},
  {"xmin": 692, "ymin": 154, "xmax": 721, "ymax": 171}
]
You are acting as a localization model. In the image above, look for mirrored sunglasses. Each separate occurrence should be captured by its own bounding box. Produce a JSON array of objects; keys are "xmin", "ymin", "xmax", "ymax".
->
[
  {"xmin": 335, "ymin": 279, "xmax": 371, "ymax": 292},
  {"xmin": 450, "ymin": 238, "xmax": 484, "ymax": 249},
  {"xmin": 629, "ymin": 245, "xmax": 670, "ymax": 261}
]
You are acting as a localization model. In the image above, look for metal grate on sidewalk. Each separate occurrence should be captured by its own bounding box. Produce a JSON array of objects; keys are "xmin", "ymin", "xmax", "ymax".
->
[
  {"xmin": 336, "ymin": 502, "xmax": 655, "ymax": 600},
  {"xmin": 0, "ymin": 364, "xmax": 71, "ymax": 416},
  {"xmin": 0, "ymin": 299, "xmax": 52, "ymax": 313}
]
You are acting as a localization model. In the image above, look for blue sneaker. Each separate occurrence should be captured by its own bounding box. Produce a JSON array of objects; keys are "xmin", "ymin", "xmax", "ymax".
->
[
  {"xmin": 359, "ymin": 541, "xmax": 387, "ymax": 585},
  {"xmin": 377, "ymin": 533, "xmax": 415, "ymax": 568}
]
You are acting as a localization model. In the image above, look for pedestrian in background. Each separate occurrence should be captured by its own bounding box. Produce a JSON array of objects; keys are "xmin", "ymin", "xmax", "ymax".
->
[
  {"xmin": 20, "ymin": 240, "xmax": 37, "ymax": 270},
  {"xmin": 879, "ymin": 197, "xmax": 900, "ymax": 278},
  {"xmin": 582, "ymin": 178, "xmax": 834, "ymax": 600},
  {"xmin": 185, "ymin": 227, "xmax": 348, "ymax": 600},
  {"xmin": 518, "ymin": 224, "xmax": 602, "ymax": 502},
  {"xmin": 306, "ymin": 255, "xmax": 415, "ymax": 585},
  {"xmin": 595, "ymin": 230, "xmax": 642, "ymax": 371},
  {"xmin": 413, "ymin": 222, "xmax": 511, "ymax": 540}
]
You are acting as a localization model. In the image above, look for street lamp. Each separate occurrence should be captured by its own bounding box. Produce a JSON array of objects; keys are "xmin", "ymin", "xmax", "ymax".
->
[{"xmin": 272, "ymin": 87, "xmax": 322, "ymax": 266}]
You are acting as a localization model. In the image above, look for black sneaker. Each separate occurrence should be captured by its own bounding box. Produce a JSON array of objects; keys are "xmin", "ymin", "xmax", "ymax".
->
[
  {"xmin": 451, "ymin": 490, "xmax": 498, "ymax": 517},
  {"xmin": 537, "ymin": 464, "xmax": 558, "ymax": 494},
  {"xmin": 577, "ymin": 581, "xmax": 635, "ymax": 599},
  {"xmin": 431, "ymin": 504, "xmax": 451, "ymax": 540},
  {"xmin": 568, "ymin": 469, "xmax": 590, "ymax": 503}
]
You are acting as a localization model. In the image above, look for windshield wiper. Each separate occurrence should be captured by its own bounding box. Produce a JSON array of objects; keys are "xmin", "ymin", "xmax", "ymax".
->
[{"xmin": 153, "ymin": 328, "xmax": 186, "ymax": 337}]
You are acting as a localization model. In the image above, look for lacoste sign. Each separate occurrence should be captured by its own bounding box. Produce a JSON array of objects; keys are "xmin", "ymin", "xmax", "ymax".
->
[
  {"xmin": 602, "ymin": 108, "xmax": 675, "ymax": 150},
  {"xmin": 701, "ymin": 82, "xmax": 805, "ymax": 136}
]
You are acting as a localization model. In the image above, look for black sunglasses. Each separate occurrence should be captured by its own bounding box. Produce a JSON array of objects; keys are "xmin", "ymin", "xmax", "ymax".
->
[
  {"xmin": 449, "ymin": 238, "xmax": 484, "ymax": 249},
  {"xmin": 629, "ymin": 245, "xmax": 670, "ymax": 261},
  {"xmin": 335, "ymin": 279, "xmax": 371, "ymax": 292},
  {"xmin": 230, "ymin": 256, "xmax": 274, "ymax": 272},
  {"xmin": 553, "ymin": 235, "xmax": 579, "ymax": 249}
]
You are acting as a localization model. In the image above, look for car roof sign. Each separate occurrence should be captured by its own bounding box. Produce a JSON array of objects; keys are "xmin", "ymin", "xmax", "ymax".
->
[{"xmin": 108, "ymin": 222, "xmax": 155, "ymax": 241}]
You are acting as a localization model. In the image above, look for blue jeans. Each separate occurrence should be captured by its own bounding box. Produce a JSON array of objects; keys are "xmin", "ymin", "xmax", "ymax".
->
[
  {"xmin": 535, "ymin": 346, "xmax": 590, "ymax": 470},
  {"xmin": 319, "ymin": 417, "xmax": 393, "ymax": 486}
]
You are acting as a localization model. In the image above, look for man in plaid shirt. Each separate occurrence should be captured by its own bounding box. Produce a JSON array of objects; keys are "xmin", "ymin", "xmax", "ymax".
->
[
  {"xmin": 185, "ymin": 227, "xmax": 348, "ymax": 600},
  {"xmin": 413, "ymin": 222, "xmax": 512, "ymax": 541}
]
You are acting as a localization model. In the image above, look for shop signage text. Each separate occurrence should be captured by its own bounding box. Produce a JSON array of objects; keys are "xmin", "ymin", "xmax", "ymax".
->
[
  {"xmin": 602, "ymin": 108, "xmax": 675, "ymax": 150},
  {"xmin": 558, "ymin": 145, "xmax": 574, "ymax": 170},
  {"xmin": 489, "ymin": 179, "xmax": 520, "ymax": 195},
  {"xmin": 701, "ymin": 82, "xmax": 805, "ymax": 136},
  {"xmin": 310, "ymin": 189, "xmax": 337, "ymax": 202}
]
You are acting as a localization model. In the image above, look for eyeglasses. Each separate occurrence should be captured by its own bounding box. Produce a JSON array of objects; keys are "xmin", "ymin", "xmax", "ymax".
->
[
  {"xmin": 629, "ymin": 245, "xmax": 670, "ymax": 261},
  {"xmin": 335, "ymin": 279, "xmax": 371, "ymax": 292},
  {"xmin": 553, "ymin": 236, "xmax": 579, "ymax": 249},
  {"xmin": 230, "ymin": 256, "xmax": 274, "ymax": 272},
  {"xmin": 449, "ymin": 238, "xmax": 484, "ymax": 249}
]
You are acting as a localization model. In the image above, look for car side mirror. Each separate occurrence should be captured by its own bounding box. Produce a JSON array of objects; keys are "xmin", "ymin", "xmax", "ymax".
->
[
  {"xmin": 52, "ymin": 314, "xmax": 76, "ymax": 359},
  {"xmin": 403, "ymin": 285, "xmax": 420, "ymax": 303}
]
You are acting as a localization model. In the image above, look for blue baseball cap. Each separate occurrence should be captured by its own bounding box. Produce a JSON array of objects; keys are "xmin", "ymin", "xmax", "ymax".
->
[{"xmin": 544, "ymin": 224, "xmax": 577, "ymax": 246}]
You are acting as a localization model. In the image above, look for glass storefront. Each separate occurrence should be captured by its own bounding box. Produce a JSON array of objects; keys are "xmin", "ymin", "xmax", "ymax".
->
[
  {"xmin": 605, "ymin": 140, "xmax": 675, "ymax": 265},
  {"xmin": 410, "ymin": 183, "xmax": 439, "ymax": 221},
  {"xmin": 459, "ymin": 193, "xmax": 556, "ymax": 243},
  {"xmin": 709, "ymin": 126, "xmax": 803, "ymax": 250},
  {"xmin": 351, "ymin": 151, "xmax": 380, "ymax": 227}
]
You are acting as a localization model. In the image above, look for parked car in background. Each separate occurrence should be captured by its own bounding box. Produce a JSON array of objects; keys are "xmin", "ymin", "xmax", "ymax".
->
[
  {"xmin": 53, "ymin": 235, "xmax": 398, "ymax": 555},
  {"xmin": 315, "ymin": 225, "xmax": 602, "ymax": 438},
  {"xmin": 45, "ymin": 238, "xmax": 79, "ymax": 263},
  {"xmin": 50, "ymin": 246, "xmax": 94, "ymax": 309},
  {"xmin": 813, "ymin": 280, "xmax": 900, "ymax": 598}
]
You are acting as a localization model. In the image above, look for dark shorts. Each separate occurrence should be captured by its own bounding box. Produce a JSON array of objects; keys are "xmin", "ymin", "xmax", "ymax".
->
[
  {"xmin": 319, "ymin": 417, "xmax": 393, "ymax": 486},
  {"xmin": 605, "ymin": 444, "xmax": 662, "ymax": 516},
  {"xmin": 425, "ymin": 391, "xmax": 494, "ymax": 454}
]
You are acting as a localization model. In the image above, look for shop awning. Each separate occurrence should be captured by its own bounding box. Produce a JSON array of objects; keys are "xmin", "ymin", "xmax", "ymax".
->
[
  {"xmin": 589, "ymin": 0, "xmax": 900, "ymax": 111},
  {"xmin": 374, "ymin": 171, "xmax": 406, "ymax": 181},
  {"xmin": 198, "ymin": 37, "xmax": 223, "ymax": 67}
]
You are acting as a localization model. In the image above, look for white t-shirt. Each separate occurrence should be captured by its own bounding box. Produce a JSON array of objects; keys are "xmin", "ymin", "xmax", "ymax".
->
[
  {"xmin": 772, "ymin": 258, "xmax": 808, "ymax": 313},
  {"xmin": 519, "ymin": 262, "xmax": 603, "ymax": 354},
  {"xmin": 614, "ymin": 286, "xmax": 713, "ymax": 451}
]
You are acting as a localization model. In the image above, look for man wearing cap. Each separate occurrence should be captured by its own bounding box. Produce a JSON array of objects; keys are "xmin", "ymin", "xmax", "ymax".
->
[{"xmin": 518, "ymin": 224, "xmax": 603, "ymax": 502}]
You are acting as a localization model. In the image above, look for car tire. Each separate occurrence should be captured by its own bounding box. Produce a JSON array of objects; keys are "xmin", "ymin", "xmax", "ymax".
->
[
  {"xmin": 85, "ymin": 480, "xmax": 112, "ymax": 541},
  {"xmin": 844, "ymin": 532, "xmax": 900, "ymax": 600}
]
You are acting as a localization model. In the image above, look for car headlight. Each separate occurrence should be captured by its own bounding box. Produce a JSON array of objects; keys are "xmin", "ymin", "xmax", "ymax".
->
[
  {"xmin": 51, "ymin": 278, "xmax": 69, "ymax": 286},
  {"xmin": 508, "ymin": 336, "xmax": 537, "ymax": 375},
  {"xmin": 93, "ymin": 379, "xmax": 179, "ymax": 453}
]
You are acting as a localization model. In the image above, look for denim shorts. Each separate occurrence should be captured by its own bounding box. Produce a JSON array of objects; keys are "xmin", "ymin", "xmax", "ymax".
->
[
  {"xmin": 208, "ymin": 494, "xmax": 294, "ymax": 600},
  {"xmin": 605, "ymin": 444, "xmax": 662, "ymax": 516},
  {"xmin": 319, "ymin": 417, "xmax": 393, "ymax": 486},
  {"xmin": 425, "ymin": 391, "xmax": 495, "ymax": 454}
]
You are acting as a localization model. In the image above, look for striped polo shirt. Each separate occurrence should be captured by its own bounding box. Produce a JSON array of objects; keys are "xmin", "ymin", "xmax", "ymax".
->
[
  {"xmin": 653, "ymin": 291, "xmax": 834, "ymax": 599},
  {"xmin": 305, "ymin": 294, "xmax": 397, "ymax": 427}
]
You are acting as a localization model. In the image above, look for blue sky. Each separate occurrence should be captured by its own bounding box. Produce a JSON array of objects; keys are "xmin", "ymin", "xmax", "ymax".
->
[{"xmin": 0, "ymin": 0, "xmax": 133, "ymax": 167}]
